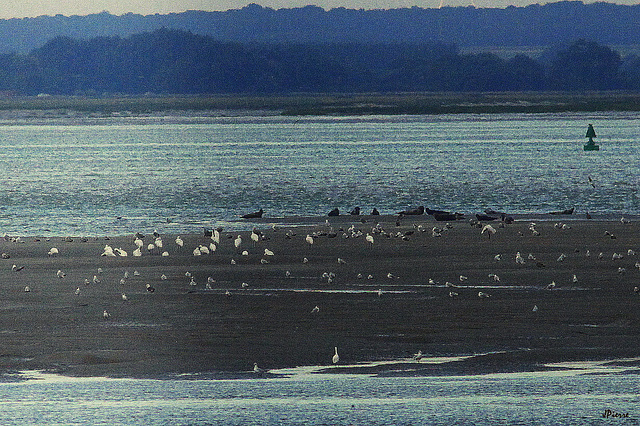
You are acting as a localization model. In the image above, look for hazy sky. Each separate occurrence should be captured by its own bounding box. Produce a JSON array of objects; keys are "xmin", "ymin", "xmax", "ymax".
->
[{"xmin": 0, "ymin": 0, "xmax": 637, "ymax": 19}]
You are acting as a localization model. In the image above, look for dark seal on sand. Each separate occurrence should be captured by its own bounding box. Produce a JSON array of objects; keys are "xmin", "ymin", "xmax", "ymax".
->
[
  {"xmin": 398, "ymin": 206, "xmax": 425, "ymax": 215},
  {"xmin": 350, "ymin": 207, "xmax": 361, "ymax": 215},
  {"xmin": 241, "ymin": 209, "xmax": 264, "ymax": 219},
  {"xmin": 548, "ymin": 207, "xmax": 575, "ymax": 215},
  {"xmin": 371, "ymin": 208, "xmax": 380, "ymax": 215},
  {"xmin": 327, "ymin": 208, "xmax": 340, "ymax": 217}
]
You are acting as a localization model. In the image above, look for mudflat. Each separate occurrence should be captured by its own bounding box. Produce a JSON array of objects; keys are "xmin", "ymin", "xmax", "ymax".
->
[{"xmin": 0, "ymin": 214, "xmax": 639, "ymax": 378}]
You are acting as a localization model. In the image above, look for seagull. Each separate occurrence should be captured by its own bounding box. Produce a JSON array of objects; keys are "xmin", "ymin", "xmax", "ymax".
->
[
  {"xmin": 47, "ymin": 247, "xmax": 59, "ymax": 256},
  {"xmin": 302, "ymin": 257, "xmax": 309, "ymax": 264},
  {"xmin": 24, "ymin": 286, "xmax": 30, "ymax": 292},
  {"xmin": 146, "ymin": 283, "xmax": 155, "ymax": 292},
  {"xmin": 264, "ymin": 248, "xmax": 274, "ymax": 256},
  {"xmin": 234, "ymin": 235, "xmax": 242, "ymax": 248},
  {"xmin": 12, "ymin": 264, "xmax": 24, "ymax": 272},
  {"xmin": 305, "ymin": 235, "xmax": 314, "ymax": 245},
  {"xmin": 572, "ymin": 274, "xmax": 578, "ymax": 283},
  {"xmin": 545, "ymin": 281, "xmax": 556, "ymax": 290},
  {"xmin": 253, "ymin": 362, "xmax": 266, "ymax": 374},
  {"xmin": 332, "ymin": 347, "xmax": 340, "ymax": 364},
  {"xmin": 193, "ymin": 247, "xmax": 202, "ymax": 256},
  {"xmin": 478, "ymin": 291, "xmax": 490, "ymax": 298},
  {"xmin": 515, "ymin": 252, "xmax": 525, "ymax": 264},
  {"xmin": 121, "ymin": 293, "xmax": 128, "ymax": 301},
  {"xmin": 56, "ymin": 270, "xmax": 66, "ymax": 278},
  {"xmin": 93, "ymin": 275, "xmax": 100, "ymax": 284},
  {"xmin": 337, "ymin": 258, "xmax": 347, "ymax": 264},
  {"xmin": 75, "ymin": 287, "xmax": 81, "ymax": 295},
  {"xmin": 311, "ymin": 305, "xmax": 320, "ymax": 313},
  {"xmin": 459, "ymin": 275, "xmax": 468, "ymax": 282},
  {"xmin": 557, "ymin": 253, "xmax": 566, "ymax": 262},
  {"xmin": 413, "ymin": 350, "xmax": 423, "ymax": 361},
  {"xmin": 449, "ymin": 291, "xmax": 459, "ymax": 298},
  {"xmin": 175, "ymin": 236, "xmax": 184, "ymax": 247},
  {"xmin": 161, "ymin": 274, "xmax": 168, "ymax": 280},
  {"xmin": 366, "ymin": 233, "xmax": 374, "ymax": 245},
  {"xmin": 532, "ymin": 305, "xmax": 539, "ymax": 312},
  {"xmin": 103, "ymin": 310, "xmax": 111, "ymax": 319}
]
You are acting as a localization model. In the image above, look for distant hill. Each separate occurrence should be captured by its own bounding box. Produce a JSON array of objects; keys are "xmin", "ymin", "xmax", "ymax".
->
[{"xmin": 2, "ymin": 2, "xmax": 640, "ymax": 54}]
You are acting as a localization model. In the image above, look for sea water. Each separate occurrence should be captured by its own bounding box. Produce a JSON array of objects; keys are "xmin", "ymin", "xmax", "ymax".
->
[
  {"xmin": 0, "ymin": 111, "xmax": 638, "ymax": 236},
  {"xmin": 2, "ymin": 363, "xmax": 640, "ymax": 425}
]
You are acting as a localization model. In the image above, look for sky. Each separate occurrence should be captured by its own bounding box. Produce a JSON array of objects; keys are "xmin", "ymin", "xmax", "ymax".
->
[{"xmin": 0, "ymin": 0, "xmax": 638, "ymax": 19}]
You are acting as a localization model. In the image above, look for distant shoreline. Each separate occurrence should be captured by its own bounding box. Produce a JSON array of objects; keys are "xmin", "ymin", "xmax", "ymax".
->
[{"xmin": 0, "ymin": 92, "xmax": 640, "ymax": 117}]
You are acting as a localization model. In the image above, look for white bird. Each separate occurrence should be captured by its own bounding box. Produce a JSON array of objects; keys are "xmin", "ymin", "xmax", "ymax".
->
[
  {"xmin": 545, "ymin": 281, "xmax": 556, "ymax": 290},
  {"xmin": 121, "ymin": 293, "xmax": 128, "ymax": 301},
  {"xmin": 154, "ymin": 238, "xmax": 163, "ymax": 249},
  {"xmin": 75, "ymin": 287, "xmax": 81, "ymax": 295},
  {"xmin": 302, "ymin": 257, "xmax": 309, "ymax": 264},
  {"xmin": 12, "ymin": 264, "xmax": 24, "ymax": 272},
  {"xmin": 213, "ymin": 229, "xmax": 221, "ymax": 244},
  {"xmin": 515, "ymin": 252, "xmax": 525, "ymax": 264},
  {"xmin": 199, "ymin": 245, "xmax": 210, "ymax": 255},
  {"xmin": 572, "ymin": 274, "xmax": 578, "ymax": 283},
  {"xmin": 260, "ymin": 258, "xmax": 270, "ymax": 264},
  {"xmin": 305, "ymin": 235, "xmax": 314, "ymax": 245},
  {"xmin": 231, "ymin": 259, "xmax": 236, "ymax": 265},
  {"xmin": 532, "ymin": 305, "xmax": 538, "ymax": 312},
  {"xmin": 24, "ymin": 286, "xmax": 30, "ymax": 292},
  {"xmin": 264, "ymin": 248, "xmax": 274, "ymax": 256},
  {"xmin": 377, "ymin": 288, "xmax": 383, "ymax": 297},
  {"xmin": 47, "ymin": 247, "xmax": 59, "ymax": 256},
  {"xmin": 175, "ymin": 236, "xmax": 184, "ymax": 247},
  {"xmin": 557, "ymin": 253, "xmax": 566, "ymax": 262},
  {"xmin": 332, "ymin": 347, "xmax": 340, "ymax": 364},
  {"xmin": 193, "ymin": 247, "xmax": 202, "ymax": 256},
  {"xmin": 134, "ymin": 238, "xmax": 144, "ymax": 248},
  {"xmin": 253, "ymin": 363, "xmax": 265, "ymax": 374},
  {"xmin": 133, "ymin": 247, "xmax": 142, "ymax": 256},
  {"xmin": 337, "ymin": 258, "xmax": 347, "ymax": 264},
  {"xmin": 234, "ymin": 235, "xmax": 242, "ymax": 248},
  {"xmin": 147, "ymin": 243, "xmax": 155, "ymax": 252},
  {"xmin": 241, "ymin": 282, "xmax": 249, "ymax": 288},
  {"xmin": 185, "ymin": 271, "xmax": 192, "ymax": 277},
  {"xmin": 56, "ymin": 270, "xmax": 66, "ymax": 278},
  {"xmin": 459, "ymin": 275, "xmax": 468, "ymax": 282},
  {"xmin": 103, "ymin": 310, "xmax": 111, "ymax": 319},
  {"xmin": 413, "ymin": 350, "xmax": 423, "ymax": 361},
  {"xmin": 494, "ymin": 254, "xmax": 502, "ymax": 261},
  {"xmin": 481, "ymin": 224, "xmax": 496, "ymax": 239},
  {"xmin": 133, "ymin": 270, "xmax": 140, "ymax": 276},
  {"xmin": 366, "ymin": 233, "xmax": 374, "ymax": 245},
  {"xmin": 161, "ymin": 274, "xmax": 168, "ymax": 280},
  {"xmin": 478, "ymin": 291, "xmax": 490, "ymax": 298},
  {"xmin": 251, "ymin": 231, "xmax": 260, "ymax": 243},
  {"xmin": 209, "ymin": 243, "xmax": 217, "ymax": 252},
  {"xmin": 387, "ymin": 272, "xmax": 397, "ymax": 279},
  {"xmin": 97, "ymin": 267, "xmax": 103, "ymax": 274},
  {"xmin": 311, "ymin": 305, "xmax": 320, "ymax": 313},
  {"xmin": 449, "ymin": 291, "xmax": 458, "ymax": 298},
  {"xmin": 161, "ymin": 251, "xmax": 169, "ymax": 257},
  {"xmin": 93, "ymin": 275, "xmax": 100, "ymax": 284}
]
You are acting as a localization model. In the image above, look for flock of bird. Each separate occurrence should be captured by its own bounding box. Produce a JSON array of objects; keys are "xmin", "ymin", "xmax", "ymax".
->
[{"xmin": 4, "ymin": 211, "xmax": 639, "ymax": 374}]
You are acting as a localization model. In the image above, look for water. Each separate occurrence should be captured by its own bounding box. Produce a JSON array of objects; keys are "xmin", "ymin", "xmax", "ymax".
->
[
  {"xmin": 3, "ymin": 362, "xmax": 640, "ymax": 425},
  {"xmin": 0, "ymin": 111, "xmax": 638, "ymax": 236}
]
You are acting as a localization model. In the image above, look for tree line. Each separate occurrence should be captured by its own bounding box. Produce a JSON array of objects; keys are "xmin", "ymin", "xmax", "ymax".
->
[{"xmin": 0, "ymin": 29, "xmax": 637, "ymax": 95}]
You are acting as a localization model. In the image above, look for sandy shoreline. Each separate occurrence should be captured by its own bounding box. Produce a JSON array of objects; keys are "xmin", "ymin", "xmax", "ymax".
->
[{"xmin": 0, "ymin": 214, "xmax": 639, "ymax": 379}]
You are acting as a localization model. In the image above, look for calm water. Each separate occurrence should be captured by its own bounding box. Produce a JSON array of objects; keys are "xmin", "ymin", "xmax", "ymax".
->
[
  {"xmin": 3, "ymin": 364, "xmax": 640, "ymax": 425},
  {"xmin": 0, "ymin": 111, "xmax": 638, "ymax": 236}
]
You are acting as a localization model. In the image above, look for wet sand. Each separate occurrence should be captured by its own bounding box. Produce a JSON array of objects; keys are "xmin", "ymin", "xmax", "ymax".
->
[{"xmin": 1, "ymin": 214, "xmax": 640, "ymax": 378}]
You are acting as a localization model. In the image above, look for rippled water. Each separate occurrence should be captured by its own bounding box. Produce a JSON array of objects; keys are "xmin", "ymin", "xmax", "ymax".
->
[
  {"xmin": 3, "ymin": 364, "xmax": 640, "ymax": 425},
  {"xmin": 0, "ymin": 111, "xmax": 638, "ymax": 236}
]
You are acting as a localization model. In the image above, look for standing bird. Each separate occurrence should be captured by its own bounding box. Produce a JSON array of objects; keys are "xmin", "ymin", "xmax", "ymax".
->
[
  {"xmin": 103, "ymin": 310, "xmax": 111, "ymax": 319},
  {"xmin": 305, "ymin": 235, "xmax": 314, "ymax": 245},
  {"xmin": 332, "ymin": 347, "xmax": 340, "ymax": 364},
  {"xmin": 47, "ymin": 247, "xmax": 59, "ymax": 257},
  {"xmin": 234, "ymin": 235, "xmax": 242, "ymax": 249},
  {"xmin": 481, "ymin": 224, "xmax": 496, "ymax": 239},
  {"xmin": 175, "ymin": 236, "xmax": 184, "ymax": 248},
  {"xmin": 366, "ymin": 233, "xmax": 374, "ymax": 245}
]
